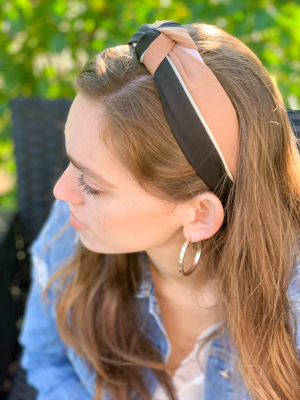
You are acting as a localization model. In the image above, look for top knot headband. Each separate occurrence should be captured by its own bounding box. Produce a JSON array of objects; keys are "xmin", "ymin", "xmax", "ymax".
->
[{"xmin": 127, "ymin": 20, "xmax": 239, "ymax": 200}]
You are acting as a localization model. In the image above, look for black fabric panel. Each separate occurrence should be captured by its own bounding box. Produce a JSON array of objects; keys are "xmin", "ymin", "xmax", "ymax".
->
[
  {"xmin": 154, "ymin": 58, "xmax": 232, "ymax": 197},
  {"xmin": 134, "ymin": 29, "xmax": 161, "ymax": 60},
  {"xmin": 127, "ymin": 25, "xmax": 160, "ymax": 60},
  {"xmin": 127, "ymin": 21, "xmax": 182, "ymax": 60},
  {"xmin": 127, "ymin": 23, "xmax": 153, "ymax": 44},
  {"xmin": 157, "ymin": 21, "xmax": 183, "ymax": 29}
]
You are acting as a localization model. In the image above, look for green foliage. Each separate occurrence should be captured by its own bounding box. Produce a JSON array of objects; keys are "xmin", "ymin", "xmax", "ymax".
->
[{"xmin": 0, "ymin": 0, "xmax": 299, "ymax": 209}]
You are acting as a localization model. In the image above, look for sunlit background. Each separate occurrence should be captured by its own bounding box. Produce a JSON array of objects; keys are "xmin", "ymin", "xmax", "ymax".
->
[{"xmin": 1, "ymin": 0, "xmax": 300, "ymax": 211}]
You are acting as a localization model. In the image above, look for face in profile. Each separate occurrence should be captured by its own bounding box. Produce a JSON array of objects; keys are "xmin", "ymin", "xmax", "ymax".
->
[{"xmin": 53, "ymin": 93, "xmax": 186, "ymax": 255}]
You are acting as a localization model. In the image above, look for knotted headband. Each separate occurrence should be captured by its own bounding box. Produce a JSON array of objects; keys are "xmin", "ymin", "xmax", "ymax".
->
[{"xmin": 127, "ymin": 20, "xmax": 239, "ymax": 200}]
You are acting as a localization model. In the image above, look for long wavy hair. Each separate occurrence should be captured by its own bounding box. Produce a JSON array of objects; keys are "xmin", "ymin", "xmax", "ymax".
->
[{"xmin": 43, "ymin": 23, "xmax": 300, "ymax": 400}]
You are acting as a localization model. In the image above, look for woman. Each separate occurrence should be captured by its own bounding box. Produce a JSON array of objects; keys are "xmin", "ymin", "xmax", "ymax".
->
[{"xmin": 19, "ymin": 21, "xmax": 300, "ymax": 400}]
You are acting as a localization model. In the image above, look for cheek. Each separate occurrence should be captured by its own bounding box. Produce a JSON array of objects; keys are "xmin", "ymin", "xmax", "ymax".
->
[
  {"xmin": 90, "ymin": 196, "xmax": 168, "ymax": 236},
  {"xmin": 79, "ymin": 195, "xmax": 180, "ymax": 254}
]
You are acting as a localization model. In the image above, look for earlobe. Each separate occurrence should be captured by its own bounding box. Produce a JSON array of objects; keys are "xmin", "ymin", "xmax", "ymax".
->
[{"xmin": 182, "ymin": 192, "xmax": 224, "ymax": 242}]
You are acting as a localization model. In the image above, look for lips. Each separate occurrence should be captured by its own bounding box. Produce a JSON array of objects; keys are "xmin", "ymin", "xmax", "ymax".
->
[
  {"xmin": 70, "ymin": 210, "xmax": 89, "ymax": 230},
  {"xmin": 71, "ymin": 211, "xmax": 83, "ymax": 224}
]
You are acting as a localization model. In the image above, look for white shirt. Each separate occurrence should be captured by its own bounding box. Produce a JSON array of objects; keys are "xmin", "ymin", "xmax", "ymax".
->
[{"xmin": 152, "ymin": 322, "xmax": 221, "ymax": 400}]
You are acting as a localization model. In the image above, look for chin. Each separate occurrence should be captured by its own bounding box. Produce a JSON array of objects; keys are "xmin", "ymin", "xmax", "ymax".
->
[{"xmin": 77, "ymin": 232, "xmax": 100, "ymax": 252}]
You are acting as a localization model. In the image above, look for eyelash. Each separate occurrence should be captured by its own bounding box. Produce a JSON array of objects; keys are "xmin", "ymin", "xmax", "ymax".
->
[{"xmin": 76, "ymin": 174, "xmax": 102, "ymax": 198}]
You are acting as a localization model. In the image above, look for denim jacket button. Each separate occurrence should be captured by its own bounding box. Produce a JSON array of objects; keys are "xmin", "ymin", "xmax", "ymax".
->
[{"xmin": 219, "ymin": 368, "xmax": 231, "ymax": 380}]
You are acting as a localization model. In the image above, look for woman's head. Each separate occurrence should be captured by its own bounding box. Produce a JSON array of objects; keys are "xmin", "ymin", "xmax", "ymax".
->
[
  {"xmin": 53, "ymin": 93, "xmax": 224, "ymax": 256},
  {"xmin": 48, "ymin": 22, "xmax": 300, "ymax": 400}
]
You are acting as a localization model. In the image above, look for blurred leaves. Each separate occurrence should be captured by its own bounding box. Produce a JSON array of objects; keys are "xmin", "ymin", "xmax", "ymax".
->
[{"xmin": 0, "ymin": 0, "xmax": 300, "ymax": 208}]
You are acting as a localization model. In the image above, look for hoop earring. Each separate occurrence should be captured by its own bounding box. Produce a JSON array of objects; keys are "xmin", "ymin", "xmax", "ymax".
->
[{"xmin": 178, "ymin": 237, "xmax": 202, "ymax": 276}]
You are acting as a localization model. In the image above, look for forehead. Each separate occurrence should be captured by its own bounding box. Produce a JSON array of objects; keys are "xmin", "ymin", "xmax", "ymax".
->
[
  {"xmin": 65, "ymin": 94, "xmax": 107, "ymax": 158},
  {"xmin": 64, "ymin": 94, "xmax": 138, "ymax": 188},
  {"xmin": 67, "ymin": 93, "xmax": 105, "ymax": 132}
]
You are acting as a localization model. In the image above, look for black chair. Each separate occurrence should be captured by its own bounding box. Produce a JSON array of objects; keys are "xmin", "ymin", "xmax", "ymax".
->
[
  {"xmin": 1, "ymin": 104, "xmax": 300, "ymax": 400},
  {"xmin": 288, "ymin": 109, "xmax": 300, "ymax": 148},
  {"xmin": 1, "ymin": 97, "xmax": 71, "ymax": 400}
]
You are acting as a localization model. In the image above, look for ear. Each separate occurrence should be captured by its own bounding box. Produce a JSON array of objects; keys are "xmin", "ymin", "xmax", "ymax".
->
[{"xmin": 182, "ymin": 192, "xmax": 224, "ymax": 242}]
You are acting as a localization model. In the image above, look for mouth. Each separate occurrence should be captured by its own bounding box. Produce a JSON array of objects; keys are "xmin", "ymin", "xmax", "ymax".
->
[{"xmin": 70, "ymin": 211, "xmax": 89, "ymax": 230}]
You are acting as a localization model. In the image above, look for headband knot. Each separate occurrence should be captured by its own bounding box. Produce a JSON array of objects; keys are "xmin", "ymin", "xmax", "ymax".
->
[{"xmin": 128, "ymin": 20, "xmax": 239, "ymax": 200}]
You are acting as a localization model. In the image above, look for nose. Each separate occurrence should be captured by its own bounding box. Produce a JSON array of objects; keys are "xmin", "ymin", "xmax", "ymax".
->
[{"xmin": 53, "ymin": 165, "xmax": 84, "ymax": 205}]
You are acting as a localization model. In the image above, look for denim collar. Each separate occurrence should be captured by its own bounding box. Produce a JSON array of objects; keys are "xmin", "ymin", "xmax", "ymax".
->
[{"xmin": 134, "ymin": 251, "xmax": 153, "ymax": 298}]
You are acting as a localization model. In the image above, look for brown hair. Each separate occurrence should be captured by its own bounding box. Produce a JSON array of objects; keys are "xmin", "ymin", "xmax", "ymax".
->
[{"xmin": 43, "ymin": 23, "xmax": 300, "ymax": 399}]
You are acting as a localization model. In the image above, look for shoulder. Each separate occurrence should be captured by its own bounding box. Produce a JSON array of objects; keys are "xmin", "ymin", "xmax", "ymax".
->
[
  {"xmin": 288, "ymin": 250, "xmax": 300, "ymax": 352},
  {"xmin": 29, "ymin": 199, "xmax": 80, "ymax": 292},
  {"xmin": 288, "ymin": 244, "xmax": 300, "ymax": 305},
  {"xmin": 288, "ymin": 254, "xmax": 300, "ymax": 302}
]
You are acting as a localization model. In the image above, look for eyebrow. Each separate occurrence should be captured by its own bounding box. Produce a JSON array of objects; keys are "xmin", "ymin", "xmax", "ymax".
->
[
  {"xmin": 63, "ymin": 129, "xmax": 117, "ymax": 189},
  {"xmin": 66, "ymin": 152, "xmax": 117, "ymax": 189}
]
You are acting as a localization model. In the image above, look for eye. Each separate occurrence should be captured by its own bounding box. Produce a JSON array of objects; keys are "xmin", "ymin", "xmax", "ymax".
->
[{"xmin": 76, "ymin": 174, "xmax": 103, "ymax": 199}]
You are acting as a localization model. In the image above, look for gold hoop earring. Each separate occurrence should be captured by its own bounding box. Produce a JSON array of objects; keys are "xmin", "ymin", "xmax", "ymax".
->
[{"xmin": 178, "ymin": 237, "xmax": 202, "ymax": 276}]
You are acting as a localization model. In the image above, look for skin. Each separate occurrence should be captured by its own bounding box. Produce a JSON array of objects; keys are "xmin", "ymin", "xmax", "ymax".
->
[{"xmin": 53, "ymin": 93, "xmax": 225, "ymax": 346}]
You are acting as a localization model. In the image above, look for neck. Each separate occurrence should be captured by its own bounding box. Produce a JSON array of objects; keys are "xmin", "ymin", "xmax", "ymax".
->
[
  {"xmin": 145, "ymin": 242, "xmax": 224, "ymax": 325},
  {"xmin": 144, "ymin": 232, "xmax": 212, "ymax": 299}
]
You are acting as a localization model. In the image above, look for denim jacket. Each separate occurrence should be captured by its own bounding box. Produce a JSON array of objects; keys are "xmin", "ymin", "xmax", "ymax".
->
[{"xmin": 18, "ymin": 199, "xmax": 300, "ymax": 400}]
